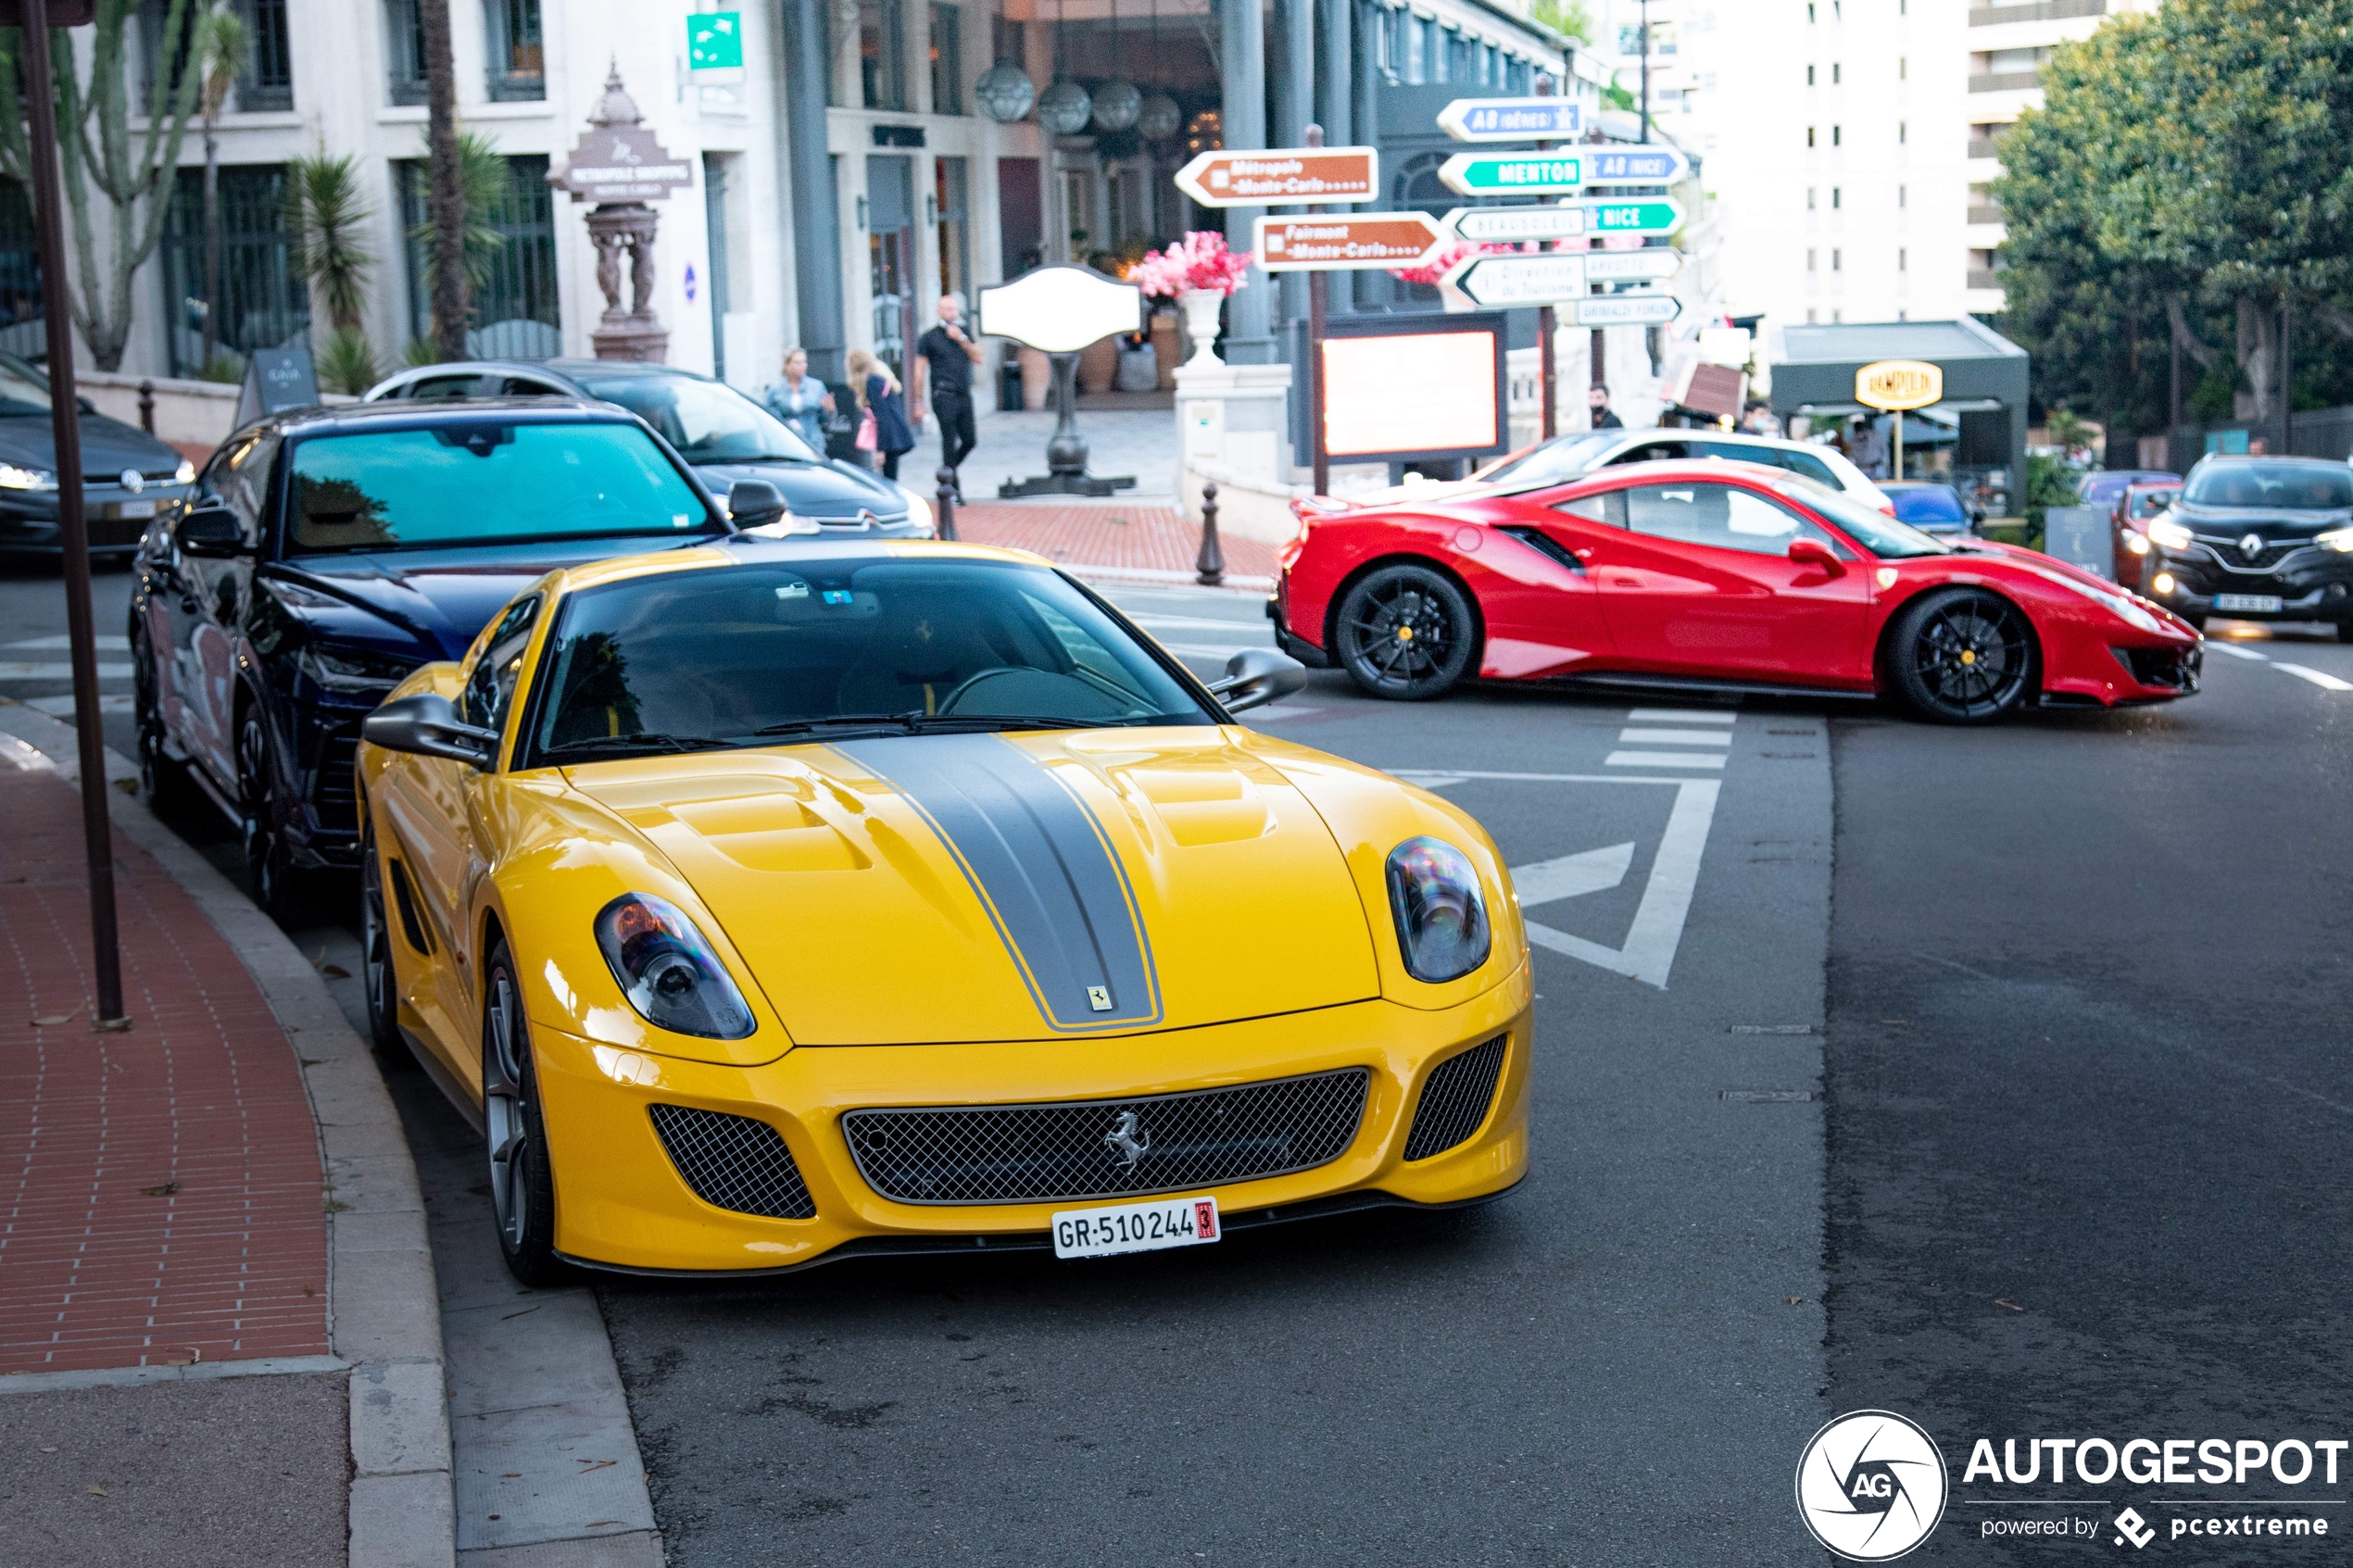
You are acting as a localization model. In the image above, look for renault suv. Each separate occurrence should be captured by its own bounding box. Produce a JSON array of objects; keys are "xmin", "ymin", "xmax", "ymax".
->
[{"xmin": 2138, "ymin": 457, "xmax": 2353, "ymax": 636}]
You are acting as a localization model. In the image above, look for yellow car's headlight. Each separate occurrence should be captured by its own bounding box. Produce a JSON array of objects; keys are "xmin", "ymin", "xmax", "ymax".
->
[
  {"xmin": 2146, "ymin": 519, "xmax": 2194, "ymax": 550},
  {"xmin": 1386, "ymin": 837, "xmax": 1490, "ymax": 983},
  {"xmin": 595, "ymin": 893, "xmax": 756, "ymax": 1038}
]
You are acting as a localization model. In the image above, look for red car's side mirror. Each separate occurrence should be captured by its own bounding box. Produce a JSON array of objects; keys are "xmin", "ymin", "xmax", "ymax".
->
[{"xmin": 1788, "ymin": 537, "xmax": 1845, "ymax": 575}]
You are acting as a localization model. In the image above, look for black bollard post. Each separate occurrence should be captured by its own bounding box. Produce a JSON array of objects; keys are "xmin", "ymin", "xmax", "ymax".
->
[
  {"xmin": 935, "ymin": 466, "xmax": 959, "ymax": 541},
  {"xmin": 1196, "ymin": 481, "xmax": 1225, "ymax": 586},
  {"xmin": 138, "ymin": 378, "xmax": 155, "ymax": 435}
]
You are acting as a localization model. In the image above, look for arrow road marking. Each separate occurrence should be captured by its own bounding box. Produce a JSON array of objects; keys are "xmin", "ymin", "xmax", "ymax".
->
[{"xmin": 1511, "ymin": 842, "xmax": 1635, "ymax": 905}]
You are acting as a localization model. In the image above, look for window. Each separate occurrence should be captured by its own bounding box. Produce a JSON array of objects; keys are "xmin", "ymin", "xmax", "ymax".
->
[
  {"xmin": 0, "ymin": 182, "xmax": 40, "ymax": 358},
  {"xmin": 1806, "ymin": 126, "xmax": 1816, "ymax": 147},
  {"xmin": 1806, "ymin": 247, "xmax": 1817, "ymax": 272},
  {"xmin": 1623, "ymin": 483, "xmax": 1842, "ymax": 558},
  {"xmin": 137, "ymin": 0, "xmax": 198, "ymax": 102},
  {"xmin": 484, "ymin": 0, "xmax": 545, "ymax": 102},
  {"xmin": 1899, "ymin": 247, "xmax": 1907, "ymax": 271},
  {"xmin": 1832, "ymin": 248, "xmax": 1842, "ymax": 271},
  {"xmin": 1806, "ymin": 2, "xmax": 1815, "ymax": 19},
  {"xmin": 1900, "ymin": 121, "xmax": 1907, "ymax": 144},
  {"xmin": 930, "ymin": 4, "xmax": 963, "ymax": 113},
  {"xmin": 1831, "ymin": 187, "xmax": 1841, "ymax": 209},
  {"xmin": 463, "ymin": 596, "xmax": 542, "ymax": 734},
  {"xmin": 1430, "ymin": 21, "xmax": 1450, "ymax": 83},
  {"xmin": 862, "ymin": 0, "xmax": 908, "ymax": 110},
  {"xmin": 1806, "ymin": 64, "xmax": 1815, "ymax": 85},
  {"xmin": 237, "ymin": 0, "xmax": 293, "ymax": 111},
  {"xmin": 384, "ymin": 0, "xmax": 427, "ymax": 106},
  {"xmin": 1403, "ymin": 17, "xmax": 1427, "ymax": 84},
  {"xmin": 1806, "ymin": 187, "xmax": 1816, "ymax": 210},
  {"xmin": 1831, "ymin": 124, "xmax": 1842, "ymax": 146},
  {"xmin": 1899, "ymin": 183, "xmax": 1906, "ymax": 207},
  {"xmin": 1899, "ymin": 56, "xmax": 1906, "ymax": 81},
  {"xmin": 937, "ymin": 156, "xmax": 971, "ymax": 305},
  {"xmin": 161, "ymin": 165, "xmax": 308, "ymax": 378},
  {"xmin": 1831, "ymin": 62, "xmax": 1841, "ymax": 84},
  {"xmin": 398, "ymin": 157, "xmax": 560, "ymax": 350}
]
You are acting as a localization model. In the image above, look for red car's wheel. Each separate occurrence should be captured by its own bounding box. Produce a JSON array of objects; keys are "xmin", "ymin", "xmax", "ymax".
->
[
  {"xmin": 1333, "ymin": 564, "xmax": 1478, "ymax": 700},
  {"xmin": 1889, "ymin": 586, "xmax": 2036, "ymax": 724}
]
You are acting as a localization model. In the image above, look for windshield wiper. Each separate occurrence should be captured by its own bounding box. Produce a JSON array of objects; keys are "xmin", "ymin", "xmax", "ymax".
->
[
  {"xmin": 751, "ymin": 710, "xmax": 1117, "ymax": 739},
  {"xmin": 543, "ymin": 733, "xmax": 705, "ymax": 759}
]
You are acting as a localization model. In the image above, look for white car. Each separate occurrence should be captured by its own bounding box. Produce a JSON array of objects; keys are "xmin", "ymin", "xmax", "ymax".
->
[{"xmin": 1339, "ymin": 428, "xmax": 1894, "ymax": 515}]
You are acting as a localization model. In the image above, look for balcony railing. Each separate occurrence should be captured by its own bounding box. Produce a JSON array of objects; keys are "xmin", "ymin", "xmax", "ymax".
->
[
  {"xmin": 1969, "ymin": 0, "xmax": 2105, "ymax": 26},
  {"xmin": 1967, "ymin": 137, "xmax": 2003, "ymax": 161},
  {"xmin": 1967, "ymin": 269, "xmax": 2005, "ymax": 292},
  {"xmin": 1969, "ymin": 70, "xmax": 2044, "ymax": 93},
  {"xmin": 1967, "ymin": 205, "xmax": 2005, "ymax": 227}
]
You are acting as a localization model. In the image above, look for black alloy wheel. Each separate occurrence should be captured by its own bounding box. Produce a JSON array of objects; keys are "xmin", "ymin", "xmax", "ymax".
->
[
  {"xmin": 483, "ymin": 938, "xmax": 562, "ymax": 1286},
  {"xmin": 1889, "ymin": 586, "xmax": 2037, "ymax": 724},
  {"xmin": 358, "ymin": 815, "xmax": 409, "ymax": 1061},
  {"xmin": 1333, "ymin": 563, "xmax": 1478, "ymax": 700},
  {"xmin": 237, "ymin": 707, "xmax": 298, "ymax": 916}
]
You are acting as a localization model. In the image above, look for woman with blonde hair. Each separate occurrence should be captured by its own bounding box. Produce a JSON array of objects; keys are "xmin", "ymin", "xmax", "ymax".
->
[
  {"xmin": 758, "ymin": 346, "xmax": 834, "ymax": 452},
  {"xmin": 846, "ymin": 347, "xmax": 915, "ymax": 479}
]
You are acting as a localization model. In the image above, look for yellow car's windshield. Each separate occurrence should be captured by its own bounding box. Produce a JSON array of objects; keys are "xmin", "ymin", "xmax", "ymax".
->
[{"xmin": 521, "ymin": 558, "xmax": 1217, "ymax": 765}]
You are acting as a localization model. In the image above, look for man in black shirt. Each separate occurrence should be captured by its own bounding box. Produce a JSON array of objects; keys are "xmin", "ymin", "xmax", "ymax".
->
[
  {"xmin": 1588, "ymin": 384, "xmax": 1623, "ymax": 430},
  {"xmin": 913, "ymin": 295, "xmax": 984, "ymax": 497}
]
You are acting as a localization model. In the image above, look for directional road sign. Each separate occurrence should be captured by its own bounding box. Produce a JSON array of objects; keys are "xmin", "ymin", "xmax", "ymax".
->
[
  {"xmin": 1174, "ymin": 147, "xmax": 1378, "ymax": 207},
  {"xmin": 1438, "ymin": 152, "xmax": 1585, "ymax": 196},
  {"xmin": 1437, "ymin": 97, "xmax": 1584, "ymax": 143},
  {"xmin": 1573, "ymin": 292, "xmax": 1681, "ymax": 327},
  {"xmin": 1584, "ymin": 197, "xmax": 1686, "ymax": 236},
  {"xmin": 1583, "ymin": 146, "xmax": 1690, "ymax": 185},
  {"xmin": 1442, "ymin": 253, "xmax": 1589, "ymax": 308},
  {"xmin": 1254, "ymin": 212, "xmax": 1449, "ymax": 271},
  {"xmin": 1583, "ymin": 248, "xmax": 1684, "ymax": 285},
  {"xmin": 1444, "ymin": 205, "xmax": 1587, "ymax": 244}
]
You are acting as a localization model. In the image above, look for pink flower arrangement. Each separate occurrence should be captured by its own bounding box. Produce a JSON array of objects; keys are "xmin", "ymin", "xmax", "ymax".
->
[{"xmin": 1128, "ymin": 232, "xmax": 1253, "ymax": 298}]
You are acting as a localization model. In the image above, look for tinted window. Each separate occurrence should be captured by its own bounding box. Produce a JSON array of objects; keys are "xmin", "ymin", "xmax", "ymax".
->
[
  {"xmin": 523, "ymin": 559, "xmax": 1213, "ymax": 764},
  {"xmin": 208, "ymin": 429, "xmax": 279, "ymax": 548},
  {"xmin": 1623, "ymin": 482, "xmax": 1842, "ymax": 557},
  {"xmin": 463, "ymin": 596, "xmax": 541, "ymax": 733},
  {"xmin": 1476, "ymin": 432, "xmax": 1621, "ymax": 487},
  {"xmin": 573, "ymin": 372, "xmax": 822, "ymax": 464},
  {"xmin": 0, "ymin": 352, "xmax": 52, "ymax": 415},
  {"xmin": 405, "ymin": 374, "xmax": 495, "ymax": 400},
  {"xmin": 1610, "ymin": 439, "xmax": 1692, "ymax": 464},
  {"xmin": 284, "ymin": 422, "xmax": 712, "ymax": 554},
  {"xmin": 1776, "ymin": 479, "xmax": 1951, "ymax": 558},
  {"xmin": 2125, "ymin": 488, "xmax": 2179, "ymax": 520},
  {"xmin": 2183, "ymin": 461, "xmax": 2353, "ymax": 510},
  {"xmin": 1554, "ymin": 490, "xmax": 1626, "ymax": 527},
  {"xmin": 1889, "ymin": 486, "xmax": 1967, "ymax": 524}
]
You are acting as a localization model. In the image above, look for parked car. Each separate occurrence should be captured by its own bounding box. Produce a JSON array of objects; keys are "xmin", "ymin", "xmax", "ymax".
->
[
  {"xmin": 1879, "ymin": 480, "xmax": 1981, "ymax": 536},
  {"xmin": 1327, "ymin": 427, "xmax": 1894, "ymax": 515},
  {"xmin": 2109, "ymin": 480, "xmax": 2182, "ymax": 582},
  {"xmin": 0, "ymin": 351, "xmax": 195, "ymax": 559},
  {"xmin": 128, "ymin": 398, "xmax": 771, "ymax": 910},
  {"xmin": 1272, "ymin": 458, "xmax": 2202, "ymax": 722},
  {"xmin": 2077, "ymin": 468, "xmax": 2179, "ymax": 508},
  {"xmin": 2137, "ymin": 456, "xmax": 2353, "ymax": 636},
  {"xmin": 361, "ymin": 358, "xmax": 933, "ymax": 537}
]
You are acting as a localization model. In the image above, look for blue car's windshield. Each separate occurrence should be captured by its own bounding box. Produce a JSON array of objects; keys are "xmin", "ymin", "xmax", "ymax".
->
[
  {"xmin": 1889, "ymin": 486, "xmax": 1967, "ymax": 524},
  {"xmin": 285, "ymin": 422, "xmax": 716, "ymax": 554}
]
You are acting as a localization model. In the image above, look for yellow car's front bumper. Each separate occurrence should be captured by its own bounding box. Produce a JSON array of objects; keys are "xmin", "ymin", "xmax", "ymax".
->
[{"xmin": 530, "ymin": 965, "xmax": 1533, "ymax": 1274}]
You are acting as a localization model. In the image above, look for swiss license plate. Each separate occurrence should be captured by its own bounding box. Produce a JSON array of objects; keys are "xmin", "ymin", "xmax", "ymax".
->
[
  {"xmin": 1051, "ymin": 1194, "xmax": 1221, "ymax": 1260},
  {"xmin": 2213, "ymin": 594, "xmax": 2283, "ymax": 613}
]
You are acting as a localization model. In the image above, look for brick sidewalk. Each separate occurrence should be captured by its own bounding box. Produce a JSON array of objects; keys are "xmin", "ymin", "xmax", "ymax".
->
[
  {"xmin": 949, "ymin": 502, "xmax": 1280, "ymax": 583},
  {"xmin": 0, "ymin": 765, "xmax": 329, "ymax": 1374}
]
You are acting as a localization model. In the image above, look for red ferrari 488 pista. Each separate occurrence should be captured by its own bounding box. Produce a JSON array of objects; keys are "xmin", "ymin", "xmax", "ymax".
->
[{"xmin": 1270, "ymin": 460, "xmax": 2202, "ymax": 723}]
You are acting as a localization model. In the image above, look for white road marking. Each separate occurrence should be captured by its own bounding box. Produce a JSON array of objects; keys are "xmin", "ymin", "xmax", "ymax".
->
[
  {"xmin": 2203, "ymin": 642, "xmax": 2271, "ymax": 661},
  {"xmin": 1126, "ymin": 613, "xmax": 1276, "ymax": 632},
  {"xmin": 26, "ymin": 695, "xmax": 135, "ymax": 716},
  {"xmin": 1511, "ymin": 842, "xmax": 1636, "ymax": 905},
  {"xmin": 1523, "ymin": 780, "xmax": 1721, "ymax": 989},
  {"xmin": 1628, "ymin": 707, "xmax": 1736, "ymax": 722},
  {"xmin": 2274, "ymin": 663, "xmax": 2353, "ymax": 691},
  {"xmin": 4, "ymin": 633, "xmax": 131, "ymax": 651},
  {"xmin": 1617, "ymin": 727, "xmax": 1733, "ymax": 746},
  {"xmin": 0, "ymin": 661, "xmax": 134, "ymax": 680},
  {"xmin": 1155, "ymin": 640, "xmax": 1272, "ymax": 659},
  {"xmin": 1606, "ymin": 750, "xmax": 1726, "ymax": 770}
]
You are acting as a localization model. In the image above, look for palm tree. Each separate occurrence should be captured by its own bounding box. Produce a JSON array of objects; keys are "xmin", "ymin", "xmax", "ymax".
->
[
  {"xmin": 420, "ymin": 0, "xmax": 468, "ymax": 360},
  {"xmin": 194, "ymin": 3, "xmax": 248, "ymax": 376},
  {"xmin": 285, "ymin": 152, "xmax": 379, "ymax": 393}
]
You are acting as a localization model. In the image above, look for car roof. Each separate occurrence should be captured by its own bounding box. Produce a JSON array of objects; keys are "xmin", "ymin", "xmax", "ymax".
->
[{"xmin": 257, "ymin": 395, "xmax": 634, "ymax": 437}]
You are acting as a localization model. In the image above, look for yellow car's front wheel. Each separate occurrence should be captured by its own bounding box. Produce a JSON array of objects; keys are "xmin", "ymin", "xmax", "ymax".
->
[{"xmin": 484, "ymin": 938, "xmax": 562, "ymax": 1286}]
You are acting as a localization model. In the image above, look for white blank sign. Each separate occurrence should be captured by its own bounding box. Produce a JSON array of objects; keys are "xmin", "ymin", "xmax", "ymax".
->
[
  {"xmin": 1321, "ymin": 331, "xmax": 1499, "ymax": 458},
  {"xmin": 976, "ymin": 265, "xmax": 1143, "ymax": 354}
]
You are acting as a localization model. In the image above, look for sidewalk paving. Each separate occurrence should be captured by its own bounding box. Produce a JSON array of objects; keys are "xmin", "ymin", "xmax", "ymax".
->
[{"xmin": 950, "ymin": 501, "xmax": 1279, "ymax": 587}]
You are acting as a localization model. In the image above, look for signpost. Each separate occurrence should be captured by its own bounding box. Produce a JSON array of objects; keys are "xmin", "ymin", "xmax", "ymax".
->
[
  {"xmin": 1572, "ymin": 293, "xmax": 1680, "ymax": 328},
  {"xmin": 1855, "ymin": 359, "xmax": 1944, "ymax": 481},
  {"xmin": 1254, "ymin": 213, "xmax": 1449, "ymax": 272},
  {"xmin": 1174, "ymin": 147, "xmax": 1378, "ymax": 207},
  {"xmin": 1438, "ymin": 152, "xmax": 1586, "ymax": 196},
  {"xmin": 1437, "ymin": 96, "xmax": 1584, "ymax": 142},
  {"xmin": 979, "ymin": 265, "xmax": 1144, "ymax": 496},
  {"xmin": 1584, "ymin": 249, "xmax": 1683, "ymax": 285},
  {"xmin": 1584, "ymin": 146, "xmax": 1690, "ymax": 185},
  {"xmin": 1443, "ymin": 253, "xmax": 1589, "ymax": 309},
  {"xmin": 1584, "ymin": 197, "xmax": 1686, "ymax": 236},
  {"xmin": 1444, "ymin": 205, "xmax": 1586, "ymax": 244}
]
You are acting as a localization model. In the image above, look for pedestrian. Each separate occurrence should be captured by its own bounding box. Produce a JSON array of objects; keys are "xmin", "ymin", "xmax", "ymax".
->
[
  {"xmin": 758, "ymin": 346, "xmax": 834, "ymax": 453},
  {"xmin": 846, "ymin": 347, "xmax": 916, "ymax": 481},
  {"xmin": 1588, "ymin": 384, "xmax": 1623, "ymax": 430},
  {"xmin": 913, "ymin": 294, "xmax": 984, "ymax": 500}
]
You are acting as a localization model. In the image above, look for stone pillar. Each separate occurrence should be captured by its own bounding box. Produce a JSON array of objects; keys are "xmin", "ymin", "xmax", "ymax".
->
[
  {"xmin": 588, "ymin": 203, "xmax": 669, "ymax": 361},
  {"xmin": 784, "ymin": 0, "xmax": 848, "ymax": 380},
  {"xmin": 1218, "ymin": 0, "xmax": 1273, "ymax": 364}
]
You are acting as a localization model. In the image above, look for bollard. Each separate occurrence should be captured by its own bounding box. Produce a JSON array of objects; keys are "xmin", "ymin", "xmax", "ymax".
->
[
  {"xmin": 934, "ymin": 466, "xmax": 958, "ymax": 541},
  {"xmin": 1196, "ymin": 480, "xmax": 1225, "ymax": 586},
  {"xmin": 137, "ymin": 378, "xmax": 155, "ymax": 435}
]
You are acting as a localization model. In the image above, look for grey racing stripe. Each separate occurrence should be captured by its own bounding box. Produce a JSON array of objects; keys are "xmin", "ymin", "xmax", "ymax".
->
[{"xmin": 836, "ymin": 734, "xmax": 1161, "ymax": 1032}]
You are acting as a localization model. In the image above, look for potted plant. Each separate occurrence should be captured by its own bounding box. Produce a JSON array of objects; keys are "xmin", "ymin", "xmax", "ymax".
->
[{"xmin": 1130, "ymin": 232, "xmax": 1252, "ymax": 367}]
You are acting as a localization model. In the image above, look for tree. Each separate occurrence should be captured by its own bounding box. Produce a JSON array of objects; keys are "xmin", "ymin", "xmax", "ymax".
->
[
  {"xmin": 194, "ymin": 2, "xmax": 247, "ymax": 376},
  {"xmin": 284, "ymin": 152, "xmax": 378, "ymax": 393},
  {"xmin": 420, "ymin": 0, "xmax": 468, "ymax": 361},
  {"xmin": 0, "ymin": 0, "xmax": 209, "ymax": 370}
]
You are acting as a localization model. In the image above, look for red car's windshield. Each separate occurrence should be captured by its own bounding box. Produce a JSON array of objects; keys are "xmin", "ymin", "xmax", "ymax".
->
[{"xmin": 1764, "ymin": 477, "xmax": 1951, "ymax": 558}]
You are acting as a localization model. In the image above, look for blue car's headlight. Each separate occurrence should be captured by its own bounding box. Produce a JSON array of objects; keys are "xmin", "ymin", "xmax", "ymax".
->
[
  {"xmin": 594, "ymin": 893, "xmax": 756, "ymax": 1038},
  {"xmin": 1385, "ymin": 836, "xmax": 1491, "ymax": 983}
]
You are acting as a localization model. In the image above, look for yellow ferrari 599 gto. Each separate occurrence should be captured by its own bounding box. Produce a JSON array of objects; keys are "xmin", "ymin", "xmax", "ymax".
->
[{"xmin": 357, "ymin": 542, "xmax": 1529, "ymax": 1283}]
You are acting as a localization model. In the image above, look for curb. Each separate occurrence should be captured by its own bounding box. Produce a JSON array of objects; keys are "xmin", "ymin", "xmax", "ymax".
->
[{"xmin": 0, "ymin": 701, "xmax": 456, "ymax": 1568}]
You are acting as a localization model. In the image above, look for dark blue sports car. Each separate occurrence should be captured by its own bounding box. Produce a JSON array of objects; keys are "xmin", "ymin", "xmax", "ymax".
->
[{"xmin": 129, "ymin": 397, "xmax": 768, "ymax": 909}]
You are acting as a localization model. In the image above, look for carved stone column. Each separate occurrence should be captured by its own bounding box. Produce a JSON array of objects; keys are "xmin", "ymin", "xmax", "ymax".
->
[{"xmin": 587, "ymin": 203, "xmax": 668, "ymax": 362}]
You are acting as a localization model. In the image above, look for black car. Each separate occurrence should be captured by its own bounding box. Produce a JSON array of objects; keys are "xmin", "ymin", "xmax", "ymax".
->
[
  {"xmin": 2138, "ymin": 457, "xmax": 2353, "ymax": 636},
  {"xmin": 128, "ymin": 397, "xmax": 774, "ymax": 909},
  {"xmin": 0, "ymin": 350, "xmax": 196, "ymax": 558},
  {"xmin": 361, "ymin": 358, "xmax": 934, "ymax": 537}
]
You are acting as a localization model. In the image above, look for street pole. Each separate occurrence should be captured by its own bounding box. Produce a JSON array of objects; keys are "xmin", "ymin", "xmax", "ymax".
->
[
  {"xmin": 2280, "ymin": 294, "xmax": 2293, "ymax": 458},
  {"xmin": 19, "ymin": 0, "xmax": 127, "ymax": 1032},
  {"xmin": 1534, "ymin": 76, "xmax": 1557, "ymax": 441},
  {"xmin": 1304, "ymin": 125, "xmax": 1329, "ymax": 495},
  {"xmin": 1894, "ymin": 412, "xmax": 1904, "ymax": 483},
  {"xmin": 1639, "ymin": 0, "xmax": 1652, "ymax": 145},
  {"xmin": 1585, "ymin": 128, "xmax": 1604, "ymax": 414}
]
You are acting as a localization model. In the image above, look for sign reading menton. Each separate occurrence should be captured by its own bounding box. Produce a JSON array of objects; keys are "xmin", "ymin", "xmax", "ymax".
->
[{"xmin": 1855, "ymin": 359, "xmax": 1945, "ymax": 411}]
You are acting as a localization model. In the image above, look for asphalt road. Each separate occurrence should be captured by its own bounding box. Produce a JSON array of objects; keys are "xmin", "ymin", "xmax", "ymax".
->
[{"xmin": 5, "ymin": 556, "xmax": 2347, "ymax": 1564}]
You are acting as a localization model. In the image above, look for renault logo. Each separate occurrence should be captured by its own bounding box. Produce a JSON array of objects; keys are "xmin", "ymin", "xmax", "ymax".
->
[
  {"xmin": 120, "ymin": 469, "xmax": 144, "ymax": 494},
  {"xmin": 1101, "ymin": 1110, "xmax": 1150, "ymax": 1169},
  {"xmin": 2241, "ymin": 533, "xmax": 2265, "ymax": 558}
]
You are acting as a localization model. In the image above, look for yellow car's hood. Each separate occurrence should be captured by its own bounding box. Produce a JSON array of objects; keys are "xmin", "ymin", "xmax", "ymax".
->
[{"xmin": 566, "ymin": 728, "xmax": 1381, "ymax": 1046}]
